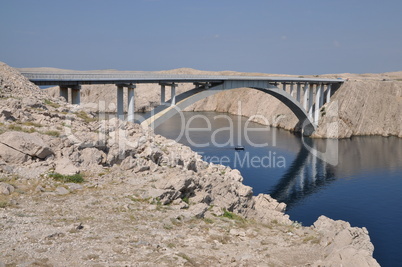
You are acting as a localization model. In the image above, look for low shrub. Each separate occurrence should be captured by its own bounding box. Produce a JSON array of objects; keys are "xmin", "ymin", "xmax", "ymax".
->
[{"xmin": 49, "ymin": 173, "xmax": 84, "ymax": 183}]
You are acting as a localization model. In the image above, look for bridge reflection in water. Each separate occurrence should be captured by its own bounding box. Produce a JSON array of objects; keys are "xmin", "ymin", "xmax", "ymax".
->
[{"xmin": 270, "ymin": 139, "xmax": 335, "ymax": 208}]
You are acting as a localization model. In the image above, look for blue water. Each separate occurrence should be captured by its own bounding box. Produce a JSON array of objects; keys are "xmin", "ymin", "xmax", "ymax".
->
[{"xmin": 155, "ymin": 111, "xmax": 402, "ymax": 267}]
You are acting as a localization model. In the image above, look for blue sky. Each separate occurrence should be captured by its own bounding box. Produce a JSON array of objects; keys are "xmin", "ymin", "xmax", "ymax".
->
[{"xmin": 1, "ymin": 0, "xmax": 401, "ymax": 74}]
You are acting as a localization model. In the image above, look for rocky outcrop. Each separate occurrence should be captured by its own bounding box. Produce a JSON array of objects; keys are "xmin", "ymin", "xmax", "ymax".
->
[
  {"xmin": 314, "ymin": 216, "xmax": 380, "ymax": 267},
  {"xmin": 0, "ymin": 62, "xmax": 44, "ymax": 98},
  {"xmin": 313, "ymin": 80, "xmax": 402, "ymax": 138},
  {"xmin": 0, "ymin": 132, "xmax": 53, "ymax": 164}
]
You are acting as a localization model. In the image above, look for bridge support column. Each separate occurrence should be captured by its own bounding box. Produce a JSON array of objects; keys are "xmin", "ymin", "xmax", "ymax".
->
[
  {"xmin": 314, "ymin": 83, "xmax": 322, "ymax": 124},
  {"xmin": 326, "ymin": 84, "xmax": 332, "ymax": 103},
  {"xmin": 308, "ymin": 84, "xmax": 314, "ymax": 119},
  {"xmin": 303, "ymin": 83, "xmax": 309, "ymax": 111},
  {"xmin": 71, "ymin": 85, "xmax": 81, "ymax": 105},
  {"xmin": 160, "ymin": 85, "xmax": 166, "ymax": 105},
  {"xmin": 290, "ymin": 83, "xmax": 294, "ymax": 97},
  {"xmin": 117, "ymin": 85, "xmax": 124, "ymax": 119},
  {"xmin": 170, "ymin": 83, "xmax": 176, "ymax": 106},
  {"xmin": 282, "ymin": 83, "xmax": 286, "ymax": 92},
  {"xmin": 127, "ymin": 84, "xmax": 136, "ymax": 123},
  {"xmin": 59, "ymin": 86, "xmax": 69, "ymax": 102},
  {"xmin": 296, "ymin": 83, "xmax": 301, "ymax": 102},
  {"xmin": 319, "ymin": 84, "xmax": 324, "ymax": 107}
]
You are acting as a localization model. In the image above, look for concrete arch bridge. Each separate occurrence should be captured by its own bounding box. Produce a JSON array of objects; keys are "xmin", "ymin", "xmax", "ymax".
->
[{"xmin": 20, "ymin": 71, "xmax": 344, "ymax": 135}]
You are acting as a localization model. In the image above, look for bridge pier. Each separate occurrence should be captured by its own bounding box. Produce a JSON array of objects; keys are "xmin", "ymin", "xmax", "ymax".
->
[
  {"xmin": 296, "ymin": 83, "xmax": 301, "ymax": 102},
  {"xmin": 59, "ymin": 85, "xmax": 81, "ymax": 105},
  {"xmin": 116, "ymin": 83, "xmax": 136, "ymax": 121},
  {"xmin": 71, "ymin": 85, "xmax": 81, "ymax": 105},
  {"xmin": 326, "ymin": 84, "xmax": 332, "ymax": 103},
  {"xmin": 127, "ymin": 84, "xmax": 136, "ymax": 123},
  {"xmin": 308, "ymin": 84, "xmax": 314, "ymax": 119},
  {"xmin": 160, "ymin": 84, "xmax": 166, "ymax": 105},
  {"xmin": 117, "ymin": 85, "xmax": 124, "ymax": 119},
  {"xmin": 289, "ymin": 83, "xmax": 294, "ymax": 97},
  {"xmin": 160, "ymin": 83, "xmax": 177, "ymax": 106},
  {"xmin": 319, "ymin": 84, "xmax": 324, "ymax": 107},
  {"xmin": 59, "ymin": 86, "xmax": 69, "ymax": 102},
  {"xmin": 303, "ymin": 83, "xmax": 309, "ymax": 111},
  {"xmin": 314, "ymin": 83, "xmax": 322, "ymax": 124},
  {"xmin": 171, "ymin": 83, "xmax": 176, "ymax": 106}
]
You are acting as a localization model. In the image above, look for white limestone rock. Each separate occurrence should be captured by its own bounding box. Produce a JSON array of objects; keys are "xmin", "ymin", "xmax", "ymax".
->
[
  {"xmin": 0, "ymin": 182, "xmax": 15, "ymax": 195},
  {"xmin": 0, "ymin": 131, "xmax": 53, "ymax": 164}
]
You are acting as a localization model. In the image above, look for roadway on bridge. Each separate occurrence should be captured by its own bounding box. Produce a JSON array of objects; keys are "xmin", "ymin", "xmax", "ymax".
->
[{"xmin": 19, "ymin": 69, "xmax": 344, "ymax": 86}]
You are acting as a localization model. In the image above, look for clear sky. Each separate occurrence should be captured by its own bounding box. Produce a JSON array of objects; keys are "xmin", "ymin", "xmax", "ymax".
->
[{"xmin": 1, "ymin": 0, "xmax": 401, "ymax": 74}]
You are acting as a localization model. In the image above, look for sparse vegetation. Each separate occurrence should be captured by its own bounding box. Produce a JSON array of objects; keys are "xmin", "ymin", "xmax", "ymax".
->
[
  {"xmin": 203, "ymin": 218, "xmax": 214, "ymax": 224},
  {"xmin": 167, "ymin": 243, "xmax": 176, "ymax": 248},
  {"xmin": 182, "ymin": 196, "xmax": 190, "ymax": 204},
  {"xmin": 48, "ymin": 173, "xmax": 84, "ymax": 183},
  {"xmin": 222, "ymin": 208, "xmax": 246, "ymax": 223},
  {"xmin": 303, "ymin": 235, "xmax": 320, "ymax": 244},
  {"xmin": 0, "ymin": 201, "xmax": 9, "ymax": 209},
  {"xmin": 8, "ymin": 124, "xmax": 36, "ymax": 133},
  {"xmin": 128, "ymin": 196, "xmax": 151, "ymax": 203},
  {"xmin": 21, "ymin": 121, "xmax": 43, "ymax": 128},
  {"xmin": 75, "ymin": 111, "xmax": 97, "ymax": 123},
  {"xmin": 8, "ymin": 124, "xmax": 24, "ymax": 132},
  {"xmin": 43, "ymin": 130, "xmax": 60, "ymax": 137},
  {"xmin": 44, "ymin": 99, "xmax": 60, "ymax": 108},
  {"xmin": 163, "ymin": 224, "xmax": 173, "ymax": 230},
  {"xmin": 177, "ymin": 253, "xmax": 197, "ymax": 266}
]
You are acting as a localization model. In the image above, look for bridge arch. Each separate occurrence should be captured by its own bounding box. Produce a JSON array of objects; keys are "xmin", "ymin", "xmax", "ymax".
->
[{"xmin": 140, "ymin": 81, "xmax": 316, "ymax": 135}]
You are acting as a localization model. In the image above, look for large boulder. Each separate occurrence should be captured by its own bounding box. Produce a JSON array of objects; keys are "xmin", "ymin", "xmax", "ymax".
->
[
  {"xmin": 0, "ymin": 132, "xmax": 53, "ymax": 164},
  {"xmin": 0, "ymin": 182, "xmax": 15, "ymax": 195},
  {"xmin": 54, "ymin": 157, "xmax": 79, "ymax": 176},
  {"xmin": 313, "ymin": 216, "xmax": 380, "ymax": 267}
]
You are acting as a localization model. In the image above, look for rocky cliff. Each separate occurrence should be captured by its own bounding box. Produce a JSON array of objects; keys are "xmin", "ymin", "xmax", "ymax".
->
[{"xmin": 0, "ymin": 62, "xmax": 379, "ymax": 266}]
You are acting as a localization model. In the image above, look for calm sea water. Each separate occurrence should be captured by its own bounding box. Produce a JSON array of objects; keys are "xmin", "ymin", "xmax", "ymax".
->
[{"xmin": 154, "ymin": 111, "xmax": 402, "ymax": 267}]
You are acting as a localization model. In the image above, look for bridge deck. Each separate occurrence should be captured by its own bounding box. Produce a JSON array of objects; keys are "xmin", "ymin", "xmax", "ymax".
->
[{"xmin": 19, "ymin": 70, "xmax": 344, "ymax": 86}]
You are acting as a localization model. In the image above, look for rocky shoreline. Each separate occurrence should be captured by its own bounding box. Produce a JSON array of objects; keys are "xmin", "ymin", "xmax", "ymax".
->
[{"xmin": 0, "ymin": 62, "xmax": 379, "ymax": 266}]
